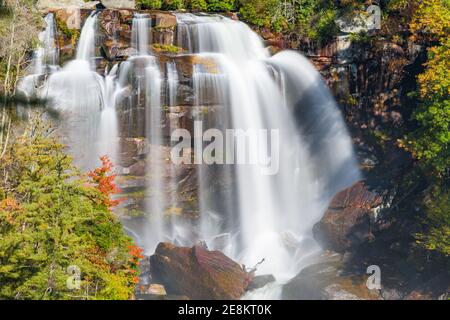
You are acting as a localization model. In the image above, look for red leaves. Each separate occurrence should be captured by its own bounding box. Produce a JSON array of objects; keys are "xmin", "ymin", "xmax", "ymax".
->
[
  {"xmin": 88, "ymin": 155, "xmax": 122, "ymax": 209},
  {"xmin": 128, "ymin": 244, "xmax": 145, "ymax": 262},
  {"xmin": 127, "ymin": 244, "xmax": 145, "ymax": 284},
  {"xmin": 0, "ymin": 197, "xmax": 21, "ymax": 225}
]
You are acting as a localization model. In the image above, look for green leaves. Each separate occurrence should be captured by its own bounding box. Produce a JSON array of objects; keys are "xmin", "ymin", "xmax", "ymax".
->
[
  {"xmin": 415, "ymin": 187, "xmax": 450, "ymax": 256},
  {"xmin": 406, "ymin": 39, "xmax": 450, "ymax": 176},
  {"xmin": 0, "ymin": 126, "xmax": 137, "ymax": 300},
  {"xmin": 136, "ymin": 0, "xmax": 163, "ymax": 9}
]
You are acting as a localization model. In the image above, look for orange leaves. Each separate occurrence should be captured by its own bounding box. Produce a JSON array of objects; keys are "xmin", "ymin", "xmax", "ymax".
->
[
  {"xmin": 0, "ymin": 197, "xmax": 21, "ymax": 210},
  {"xmin": 126, "ymin": 244, "xmax": 144, "ymax": 284},
  {"xmin": 409, "ymin": 0, "xmax": 450, "ymax": 42},
  {"xmin": 88, "ymin": 155, "xmax": 122, "ymax": 209},
  {"xmin": 0, "ymin": 197, "xmax": 21, "ymax": 225},
  {"xmin": 128, "ymin": 244, "xmax": 145, "ymax": 263}
]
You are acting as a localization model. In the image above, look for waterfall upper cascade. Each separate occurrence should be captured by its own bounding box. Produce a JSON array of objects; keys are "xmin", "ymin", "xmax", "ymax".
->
[
  {"xmin": 20, "ymin": 12, "xmax": 119, "ymax": 169},
  {"xmin": 18, "ymin": 10, "xmax": 361, "ymax": 298},
  {"xmin": 17, "ymin": 13, "xmax": 59, "ymax": 97},
  {"xmin": 175, "ymin": 13, "xmax": 360, "ymax": 281}
]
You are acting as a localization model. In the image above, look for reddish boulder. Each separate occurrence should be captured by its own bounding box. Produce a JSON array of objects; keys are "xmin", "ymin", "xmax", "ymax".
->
[
  {"xmin": 150, "ymin": 242, "xmax": 250, "ymax": 300},
  {"xmin": 313, "ymin": 181, "xmax": 385, "ymax": 252}
]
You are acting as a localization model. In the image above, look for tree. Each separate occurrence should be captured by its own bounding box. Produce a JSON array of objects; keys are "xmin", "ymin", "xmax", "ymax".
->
[
  {"xmin": 238, "ymin": 0, "xmax": 287, "ymax": 31},
  {"xmin": 0, "ymin": 0, "xmax": 41, "ymax": 95},
  {"xmin": 398, "ymin": 0, "xmax": 450, "ymax": 257},
  {"xmin": 416, "ymin": 187, "xmax": 450, "ymax": 257},
  {"xmin": 136, "ymin": 0, "xmax": 163, "ymax": 9},
  {"xmin": 187, "ymin": 0, "xmax": 208, "ymax": 11},
  {"xmin": 162, "ymin": 0, "xmax": 185, "ymax": 9},
  {"xmin": 406, "ymin": 39, "xmax": 450, "ymax": 175},
  {"xmin": 206, "ymin": 0, "xmax": 236, "ymax": 12},
  {"xmin": 403, "ymin": 0, "xmax": 450, "ymax": 176},
  {"xmin": 0, "ymin": 119, "xmax": 141, "ymax": 299}
]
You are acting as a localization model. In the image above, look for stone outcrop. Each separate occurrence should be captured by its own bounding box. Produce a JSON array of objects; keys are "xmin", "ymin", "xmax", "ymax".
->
[
  {"xmin": 38, "ymin": 0, "xmax": 135, "ymax": 10},
  {"xmin": 313, "ymin": 181, "xmax": 387, "ymax": 252},
  {"xmin": 282, "ymin": 253, "xmax": 381, "ymax": 300},
  {"xmin": 37, "ymin": 0, "xmax": 89, "ymax": 10},
  {"xmin": 45, "ymin": 8, "xmax": 221, "ymax": 223},
  {"xmin": 102, "ymin": 0, "xmax": 135, "ymax": 9},
  {"xmin": 404, "ymin": 274, "xmax": 450, "ymax": 300},
  {"xmin": 246, "ymin": 274, "xmax": 276, "ymax": 291},
  {"xmin": 150, "ymin": 242, "xmax": 251, "ymax": 300}
]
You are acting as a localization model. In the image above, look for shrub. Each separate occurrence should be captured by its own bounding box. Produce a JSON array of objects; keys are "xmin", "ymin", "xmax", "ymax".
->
[
  {"xmin": 188, "ymin": 0, "xmax": 208, "ymax": 11},
  {"xmin": 137, "ymin": 0, "xmax": 163, "ymax": 9},
  {"xmin": 206, "ymin": 0, "xmax": 236, "ymax": 12},
  {"xmin": 162, "ymin": 0, "xmax": 185, "ymax": 10}
]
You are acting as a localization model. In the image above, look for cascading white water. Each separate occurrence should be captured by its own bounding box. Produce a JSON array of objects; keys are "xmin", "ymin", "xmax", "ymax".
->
[
  {"xmin": 144, "ymin": 56, "xmax": 165, "ymax": 252},
  {"xmin": 115, "ymin": 17, "xmax": 168, "ymax": 253},
  {"xmin": 17, "ymin": 13, "xmax": 59, "ymax": 98},
  {"xmin": 98, "ymin": 64, "xmax": 120, "ymax": 165},
  {"xmin": 166, "ymin": 61, "xmax": 179, "ymax": 107},
  {"xmin": 18, "ymin": 9, "xmax": 362, "ymax": 299},
  {"xmin": 76, "ymin": 12, "xmax": 98, "ymax": 63},
  {"xmin": 132, "ymin": 14, "xmax": 151, "ymax": 56},
  {"xmin": 34, "ymin": 13, "xmax": 59, "ymax": 74},
  {"xmin": 175, "ymin": 13, "xmax": 361, "ymax": 285},
  {"xmin": 41, "ymin": 12, "xmax": 118, "ymax": 169}
]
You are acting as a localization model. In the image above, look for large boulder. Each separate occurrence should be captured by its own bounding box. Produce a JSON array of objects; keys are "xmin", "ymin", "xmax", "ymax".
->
[
  {"xmin": 37, "ymin": 0, "xmax": 85, "ymax": 10},
  {"xmin": 282, "ymin": 253, "xmax": 381, "ymax": 300},
  {"xmin": 150, "ymin": 242, "xmax": 251, "ymax": 300},
  {"xmin": 313, "ymin": 181, "xmax": 386, "ymax": 252},
  {"xmin": 102, "ymin": 0, "xmax": 135, "ymax": 8},
  {"xmin": 404, "ymin": 273, "xmax": 450, "ymax": 300}
]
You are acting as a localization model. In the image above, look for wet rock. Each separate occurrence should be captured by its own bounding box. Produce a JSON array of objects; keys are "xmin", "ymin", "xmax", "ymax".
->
[
  {"xmin": 152, "ymin": 28, "xmax": 175, "ymax": 46},
  {"xmin": 381, "ymin": 288, "xmax": 404, "ymax": 300},
  {"xmin": 152, "ymin": 12, "xmax": 177, "ymax": 29},
  {"xmin": 118, "ymin": 137, "xmax": 146, "ymax": 168},
  {"xmin": 313, "ymin": 180, "xmax": 386, "ymax": 252},
  {"xmin": 37, "ymin": 0, "xmax": 85, "ymax": 10},
  {"xmin": 404, "ymin": 273, "xmax": 450, "ymax": 300},
  {"xmin": 282, "ymin": 253, "xmax": 381, "ymax": 300},
  {"xmin": 144, "ymin": 283, "xmax": 166, "ymax": 295},
  {"xmin": 246, "ymin": 274, "xmax": 276, "ymax": 291},
  {"xmin": 102, "ymin": 0, "xmax": 135, "ymax": 9},
  {"xmin": 150, "ymin": 242, "xmax": 250, "ymax": 300},
  {"xmin": 135, "ymin": 283, "xmax": 190, "ymax": 300}
]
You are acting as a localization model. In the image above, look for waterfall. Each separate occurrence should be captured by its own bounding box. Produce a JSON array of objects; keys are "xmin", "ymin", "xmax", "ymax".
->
[
  {"xmin": 17, "ymin": 13, "xmax": 58, "ymax": 98},
  {"xmin": 17, "ymin": 10, "xmax": 361, "ymax": 298},
  {"xmin": 174, "ymin": 13, "xmax": 361, "ymax": 281},
  {"xmin": 98, "ymin": 64, "xmax": 120, "ymax": 165},
  {"xmin": 119, "ymin": 17, "xmax": 168, "ymax": 252},
  {"xmin": 166, "ymin": 61, "xmax": 178, "ymax": 107},
  {"xmin": 132, "ymin": 14, "xmax": 151, "ymax": 56},
  {"xmin": 144, "ymin": 57, "xmax": 165, "ymax": 251},
  {"xmin": 76, "ymin": 12, "xmax": 98, "ymax": 63},
  {"xmin": 41, "ymin": 11, "xmax": 118, "ymax": 170},
  {"xmin": 34, "ymin": 13, "xmax": 58, "ymax": 74}
]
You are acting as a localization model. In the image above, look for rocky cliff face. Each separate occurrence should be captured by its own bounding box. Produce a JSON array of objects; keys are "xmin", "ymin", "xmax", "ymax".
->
[
  {"xmin": 37, "ymin": 0, "xmax": 135, "ymax": 10},
  {"xmin": 280, "ymin": 31, "xmax": 448, "ymax": 300},
  {"xmin": 35, "ymin": 7, "xmax": 447, "ymax": 299},
  {"xmin": 48, "ymin": 8, "xmax": 226, "ymax": 221},
  {"xmin": 150, "ymin": 242, "xmax": 251, "ymax": 299}
]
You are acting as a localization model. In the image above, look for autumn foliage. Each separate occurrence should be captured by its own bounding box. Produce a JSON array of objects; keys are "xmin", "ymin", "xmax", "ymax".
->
[
  {"xmin": 0, "ymin": 132, "xmax": 141, "ymax": 299},
  {"xmin": 128, "ymin": 245, "xmax": 145, "ymax": 284},
  {"xmin": 89, "ymin": 155, "xmax": 122, "ymax": 208}
]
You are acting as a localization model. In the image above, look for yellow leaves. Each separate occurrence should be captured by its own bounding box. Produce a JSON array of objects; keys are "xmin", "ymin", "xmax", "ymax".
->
[
  {"xmin": 417, "ymin": 39, "xmax": 450, "ymax": 100},
  {"xmin": 410, "ymin": 0, "xmax": 450, "ymax": 41},
  {"xmin": 0, "ymin": 197, "xmax": 21, "ymax": 225}
]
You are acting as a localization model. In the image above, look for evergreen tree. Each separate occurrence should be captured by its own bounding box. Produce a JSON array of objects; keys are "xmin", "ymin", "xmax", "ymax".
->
[{"xmin": 0, "ymin": 120, "xmax": 141, "ymax": 299}]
